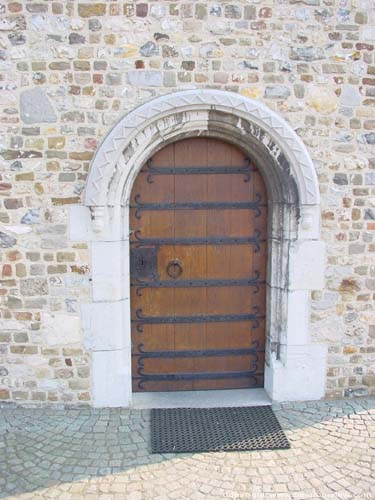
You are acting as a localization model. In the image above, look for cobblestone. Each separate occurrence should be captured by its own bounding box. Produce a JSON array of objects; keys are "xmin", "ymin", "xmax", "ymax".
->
[{"xmin": 1, "ymin": 398, "xmax": 375, "ymax": 499}]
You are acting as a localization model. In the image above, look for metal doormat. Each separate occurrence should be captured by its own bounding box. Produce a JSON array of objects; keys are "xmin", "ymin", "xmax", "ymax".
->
[{"xmin": 151, "ymin": 406, "xmax": 290, "ymax": 454}]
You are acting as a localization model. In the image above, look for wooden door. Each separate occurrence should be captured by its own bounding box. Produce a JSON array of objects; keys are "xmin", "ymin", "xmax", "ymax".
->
[{"xmin": 130, "ymin": 138, "xmax": 267, "ymax": 392}]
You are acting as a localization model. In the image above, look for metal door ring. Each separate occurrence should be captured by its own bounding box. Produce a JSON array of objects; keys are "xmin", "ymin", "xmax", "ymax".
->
[{"xmin": 167, "ymin": 260, "xmax": 183, "ymax": 279}]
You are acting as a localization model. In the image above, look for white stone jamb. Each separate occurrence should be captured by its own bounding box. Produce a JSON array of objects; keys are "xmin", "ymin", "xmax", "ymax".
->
[{"xmin": 264, "ymin": 202, "xmax": 326, "ymax": 402}]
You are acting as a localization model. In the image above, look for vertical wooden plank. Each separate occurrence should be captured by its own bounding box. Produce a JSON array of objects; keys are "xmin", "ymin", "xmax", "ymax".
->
[{"xmin": 173, "ymin": 138, "xmax": 208, "ymax": 390}]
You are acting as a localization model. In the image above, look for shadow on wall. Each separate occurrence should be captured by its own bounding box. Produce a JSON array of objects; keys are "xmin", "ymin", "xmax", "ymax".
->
[{"xmin": 0, "ymin": 398, "xmax": 375, "ymax": 498}]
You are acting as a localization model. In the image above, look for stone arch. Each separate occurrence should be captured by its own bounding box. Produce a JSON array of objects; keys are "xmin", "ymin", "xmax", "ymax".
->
[{"xmin": 72, "ymin": 90, "xmax": 326, "ymax": 407}]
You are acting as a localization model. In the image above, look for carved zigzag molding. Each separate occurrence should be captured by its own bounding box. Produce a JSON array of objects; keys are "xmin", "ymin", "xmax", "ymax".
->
[{"xmin": 84, "ymin": 90, "xmax": 319, "ymax": 207}]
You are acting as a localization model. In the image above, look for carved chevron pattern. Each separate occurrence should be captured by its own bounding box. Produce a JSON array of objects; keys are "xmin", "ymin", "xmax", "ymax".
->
[{"xmin": 84, "ymin": 90, "xmax": 319, "ymax": 207}]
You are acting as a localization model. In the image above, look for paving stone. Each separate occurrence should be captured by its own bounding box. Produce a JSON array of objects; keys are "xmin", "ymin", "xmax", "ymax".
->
[{"xmin": 0, "ymin": 399, "xmax": 374, "ymax": 499}]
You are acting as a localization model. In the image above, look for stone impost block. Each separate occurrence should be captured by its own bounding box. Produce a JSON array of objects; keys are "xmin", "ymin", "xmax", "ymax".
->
[{"xmin": 69, "ymin": 204, "xmax": 124, "ymax": 242}]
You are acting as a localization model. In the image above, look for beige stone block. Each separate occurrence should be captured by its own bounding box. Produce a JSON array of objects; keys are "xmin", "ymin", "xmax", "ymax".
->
[
  {"xmin": 41, "ymin": 312, "xmax": 81, "ymax": 346},
  {"xmin": 306, "ymin": 86, "xmax": 338, "ymax": 114}
]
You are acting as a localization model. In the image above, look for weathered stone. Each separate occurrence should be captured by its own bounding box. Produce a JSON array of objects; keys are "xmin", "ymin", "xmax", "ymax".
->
[
  {"xmin": 290, "ymin": 47, "xmax": 325, "ymax": 61},
  {"xmin": 20, "ymin": 88, "xmax": 57, "ymax": 124},
  {"xmin": 349, "ymin": 243, "xmax": 366, "ymax": 254},
  {"xmin": 264, "ymin": 86, "xmax": 291, "ymax": 99},
  {"xmin": 73, "ymin": 61, "xmax": 90, "ymax": 71},
  {"xmin": 78, "ymin": 4, "xmax": 106, "ymax": 17},
  {"xmin": 195, "ymin": 4, "xmax": 207, "ymax": 20},
  {"xmin": 340, "ymin": 85, "xmax": 362, "ymax": 106},
  {"xmin": 340, "ymin": 278, "xmax": 360, "ymax": 292},
  {"xmin": 26, "ymin": 3, "xmax": 47, "ymax": 13},
  {"xmin": 88, "ymin": 18, "xmax": 102, "ymax": 31},
  {"xmin": 224, "ymin": 5, "xmax": 241, "ymax": 19},
  {"xmin": 363, "ymin": 133, "xmax": 375, "ymax": 145},
  {"xmin": 162, "ymin": 45, "xmax": 179, "ymax": 58},
  {"xmin": 365, "ymin": 173, "xmax": 375, "ymax": 185},
  {"xmin": 334, "ymin": 173, "xmax": 348, "ymax": 185},
  {"xmin": 0, "ymin": 389, "xmax": 9, "ymax": 399},
  {"xmin": 136, "ymin": 3, "xmax": 148, "ymax": 17},
  {"xmin": 244, "ymin": 5, "xmax": 256, "ymax": 19},
  {"xmin": 105, "ymin": 73, "xmax": 122, "ymax": 85},
  {"xmin": 20, "ymin": 278, "xmax": 48, "ymax": 296},
  {"xmin": 322, "ymin": 64, "xmax": 346, "ymax": 74},
  {"xmin": 0, "ymin": 149, "xmax": 42, "ymax": 160},
  {"xmin": 21, "ymin": 209, "xmax": 40, "ymax": 225},
  {"xmin": 362, "ymin": 26, "xmax": 375, "ymax": 41},
  {"xmin": 0, "ymin": 232, "xmax": 16, "ymax": 248},
  {"xmin": 69, "ymin": 33, "xmax": 86, "ymax": 44},
  {"xmin": 127, "ymin": 71, "xmax": 163, "ymax": 87},
  {"xmin": 140, "ymin": 41, "xmax": 159, "ymax": 57},
  {"xmin": 8, "ymin": 32, "xmax": 26, "ymax": 45},
  {"xmin": 150, "ymin": 4, "xmax": 166, "ymax": 18},
  {"xmin": 200, "ymin": 43, "xmax": 222, "ymax": 58},
  {"xmin": 4, "ymin": 198, "xmax": 23, "ymax": 209},
  {"xmin": 114, "ymin": 44, "xmax": 138, "ymax": 58},
  {"xmin": 0, "ymin": 18, "xmax": 17, "ymax": 31},
  {"xmin": 61, "ymin": 111, "xmax": 85, "ymax": 123},
  {"xmin": 306, "ymin": 86, "xmax": 338, "ymax": 114},
  {"xmin": 163, "ymin": 72, "xmax": 176, "ymax": 87}
]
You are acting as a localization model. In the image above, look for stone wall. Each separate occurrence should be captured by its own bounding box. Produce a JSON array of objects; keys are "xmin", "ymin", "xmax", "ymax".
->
[{"xmin": 0, "ymin": 0, "xmax": 374, "ymax": 404}]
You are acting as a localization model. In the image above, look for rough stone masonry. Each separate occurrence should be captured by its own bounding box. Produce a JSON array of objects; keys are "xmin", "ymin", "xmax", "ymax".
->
[{"xmin": 0, "ymin": 0, "xmax": 374, "ymax": 404}]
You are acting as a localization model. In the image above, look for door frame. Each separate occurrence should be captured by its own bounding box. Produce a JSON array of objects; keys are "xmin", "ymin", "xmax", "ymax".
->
[{"xmin": 72, "ymin": 89, "xmax": 326, "ymax": 407}]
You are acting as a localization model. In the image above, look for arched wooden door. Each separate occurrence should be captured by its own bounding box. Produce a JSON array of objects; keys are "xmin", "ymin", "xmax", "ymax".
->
[{"xmin": 130, "ymin": 138, "xmax": 267, "ymax": 392}]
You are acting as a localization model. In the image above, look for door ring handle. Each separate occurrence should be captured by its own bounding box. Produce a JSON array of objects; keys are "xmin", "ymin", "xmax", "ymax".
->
[{"xmin": 166, "ymin": 260, "xmax": 183, "ymax": 279}]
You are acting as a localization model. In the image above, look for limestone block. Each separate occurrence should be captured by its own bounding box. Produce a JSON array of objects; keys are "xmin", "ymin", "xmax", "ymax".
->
[
  {"xmin": 266, "ymin": 344, "xmax": 327, "ymax": 402},
  {"xmin": 69, "ymin": 205, "xmax": 93, "ymax": 241},
  {"xmin": 41, "ymin": 312, "xmax": 81, "ymax": 346},
  {"xmin": 362, "ymin": 26, "xmax": 375, "ymax": 41},
  {"xmin": 340, "ymin": 85, "xmax": 362, "ymax": 107},
  {"xmin": 127, "ymin": 71, "xmax": 163, "ymax": 87},
  {"xmin": 91, "ymin": 241, "xmax": 125, "ymax": 301},
  {"xmin": 81, "ymin": 300, "xmax": 129, "ymax": 351},
  {"xmin": 306, "ymin": 86, "xmax": 338, "ymax": 114},
  {"xmin": 286, "ymin": 290, "xmax": 310, "ymax": 346},
  {"xmin": 289, "ymin": 240, "xmax": 325, "ymax": 290},
  {"xmin": 310, "ymin": 316, "xmax": 344, "ymax": 343},
  {"xmin": 20, "ymin": 88, "xmax": 57, "ymax": 124},
  {"xmin": 92, "ymin": 350, "xmax": 131, "ymax": 407},
  {"xmin": 0, "ymin": 232, "xmax": 16, "ymax": 248}
]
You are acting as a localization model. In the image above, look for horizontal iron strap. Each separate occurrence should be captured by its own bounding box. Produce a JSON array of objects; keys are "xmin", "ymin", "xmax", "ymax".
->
[
  {"xmin": 134, "ymin": 371, "xmax": 263, "ymax": 382},
  {"xmin": 131, "ymin": 235, "xmax": 263, "ymax": 247},
  {"xmin": 133, "ymin": 311, "xmax": 264, "ymax": 324},
  {"xmin": 131, "ymin": 277, "xmax": 264, "ymax": 289},
  {"xmin": 130, "ymin": 201, "xmax": 265, "ymax": 211},
  {"xmin": 143, "ymin": 165, "xmax": 255, "ymax": 175},
  {"xmin": 133, "ymin": 348, "xmax": 265, "ymax": 359}
]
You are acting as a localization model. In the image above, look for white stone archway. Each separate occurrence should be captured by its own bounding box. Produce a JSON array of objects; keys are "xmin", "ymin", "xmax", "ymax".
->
[{"xmin": 69, "ymin": 90, "xmax": 326, "ymax": 407}]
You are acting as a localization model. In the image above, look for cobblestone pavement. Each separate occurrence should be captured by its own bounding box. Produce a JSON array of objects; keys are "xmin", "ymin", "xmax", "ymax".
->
[{"xmin": 1, "ymin": 398, "xmax": 375, "ymax": 500}]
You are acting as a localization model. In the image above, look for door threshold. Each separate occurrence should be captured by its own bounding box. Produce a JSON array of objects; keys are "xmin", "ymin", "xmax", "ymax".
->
[{"xmin": 131, "ymin": 388, "xmax": 271, "ymax": 409}]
